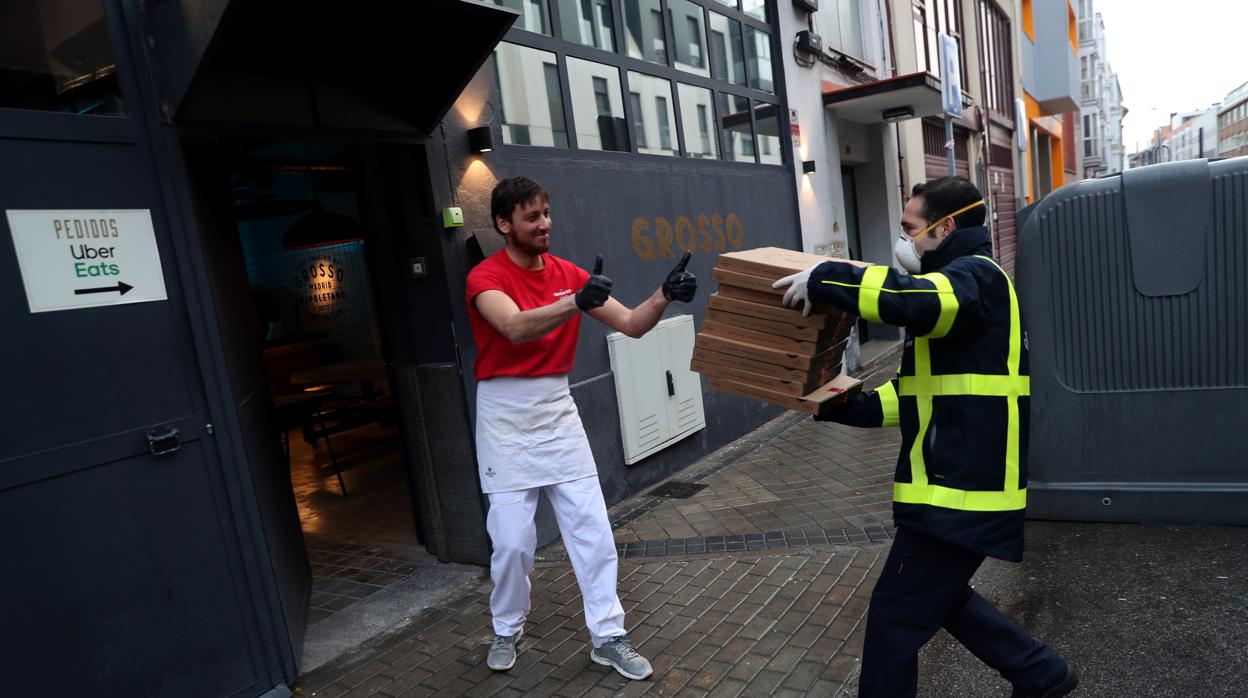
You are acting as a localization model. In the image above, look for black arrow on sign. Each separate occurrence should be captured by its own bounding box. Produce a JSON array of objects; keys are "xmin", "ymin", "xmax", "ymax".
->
[{"xmin": 75, "ymin": 281, "xmax": 133, "ymax": 296}]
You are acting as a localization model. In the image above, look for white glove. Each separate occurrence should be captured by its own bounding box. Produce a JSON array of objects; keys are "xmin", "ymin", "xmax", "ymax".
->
[{"xmin": 772, "ymin": 262, "xmax": 822, "ymax": 316}]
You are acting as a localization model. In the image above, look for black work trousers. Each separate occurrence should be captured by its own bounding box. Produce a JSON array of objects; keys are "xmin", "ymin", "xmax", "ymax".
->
[{"xmin": 858, "ymin": 526, "xmax": 1067, "ymax": 697}]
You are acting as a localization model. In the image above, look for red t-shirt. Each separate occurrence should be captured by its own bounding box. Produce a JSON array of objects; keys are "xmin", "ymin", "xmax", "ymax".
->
[{"xmin": 466, "ymin": 250, "xmax": 590, "ymax": 380}]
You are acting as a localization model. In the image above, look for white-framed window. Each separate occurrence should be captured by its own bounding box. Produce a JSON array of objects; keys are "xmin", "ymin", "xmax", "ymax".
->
[{"xmin": 819, "ymin": 0, "xmax": 865, "ymax": 59}]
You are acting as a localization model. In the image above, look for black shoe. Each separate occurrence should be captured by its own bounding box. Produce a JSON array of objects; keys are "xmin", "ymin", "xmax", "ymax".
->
[{"xmin": 1012, "ymin": 663, "xmax": 1078, "ymax": 698}]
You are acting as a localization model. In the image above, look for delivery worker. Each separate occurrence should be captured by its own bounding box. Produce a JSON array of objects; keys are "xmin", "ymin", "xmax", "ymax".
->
[
  {"xmin": 772, "ymin": 176, "xmax": 1078, "ymax": 698},
  {"xmin": 465, "ymin": 176, "xmax": 697, "ymax": 680}
]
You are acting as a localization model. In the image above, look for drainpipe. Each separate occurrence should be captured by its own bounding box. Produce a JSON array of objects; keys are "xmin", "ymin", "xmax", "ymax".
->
[
  {"xmin": 975, "ymin": 2, "xmax": 997, "ymax": 253},
  {"xmin": 883, "ymin": 0, "xmax": 906, "ymax": 200}
]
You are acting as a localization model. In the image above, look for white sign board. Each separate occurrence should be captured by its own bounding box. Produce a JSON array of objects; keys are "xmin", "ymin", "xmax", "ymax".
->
[
  {"xmin": 6, "ymin": 209, "xmax": 168, "ymax": 313},
  {"xmin": 789, "ymin": 108, "xmax": 801, "ymax": 149},
  {"xmin": 938, "ymin": 32, "xmax": 963, "ymax": 118}
]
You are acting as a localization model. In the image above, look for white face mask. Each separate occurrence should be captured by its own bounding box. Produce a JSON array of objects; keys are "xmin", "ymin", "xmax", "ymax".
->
[{"xmin": 893, "ymin": 234, "xmax": 922, "ymax": 274}]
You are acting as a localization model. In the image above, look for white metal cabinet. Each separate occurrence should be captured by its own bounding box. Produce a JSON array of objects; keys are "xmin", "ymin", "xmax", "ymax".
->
[{"xmin": 606, "ymin": 314, "xmax": 706, "ymax": 464}]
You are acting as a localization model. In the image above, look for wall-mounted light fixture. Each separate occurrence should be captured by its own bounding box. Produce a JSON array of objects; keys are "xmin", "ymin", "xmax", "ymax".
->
[
  {"xmin": 468, "ymin": 126, "xmax": 495, "ymax": 154},
  {"xmin": 882, "ymin": 106, "xmax": 915, "ymax": 123},
  {"xmin": 802, "ymin": 160, "xmax": 817, "ymax": 174}
]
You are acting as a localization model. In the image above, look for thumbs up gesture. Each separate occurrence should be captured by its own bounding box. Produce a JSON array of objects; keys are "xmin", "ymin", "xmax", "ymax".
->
[
  {"xmin": 662, "ymin": 251, "xmax": 697, "ymax": 303},
  {"xmin": 576, "ymin": 254, "xmax": 613, "ymax": 311}
]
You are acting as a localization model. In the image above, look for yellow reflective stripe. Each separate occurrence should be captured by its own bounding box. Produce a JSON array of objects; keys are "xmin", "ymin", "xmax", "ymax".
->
[
  {"xmin": 908, "ymin": 337, "xmax": 932, "ymax": 487},
  {"xmin": 894, "ymin": 482, "xmax": 1027, "ymax": 511},
  {"xmin": 899, "ymin": 374, "xmax": 1030, "ymax": 397},
  {"xmin": 973, "ymin": 256, "xmax": 1024, "ymax": 491},
  {"xmin": 892, "ymin": 258, "xmax": 1031, "ymax": 514},
  {"xmin": 1006, "ymin": 391, "xmax": 1021, "ymax": 491},
  {"xmin": 914, "ymin": 272, "xmax": 958, "ymax": 338},
  {"xmin": 856, "ymin": 265, "xmax": 889, "ymax": 323},
  {"xmin": 877, "ymin": 381, "xmax": 900, "ymax": 427},
  {"xmin": 974, "ymin": 256, "xmax": 1022, "ymax": 376}
]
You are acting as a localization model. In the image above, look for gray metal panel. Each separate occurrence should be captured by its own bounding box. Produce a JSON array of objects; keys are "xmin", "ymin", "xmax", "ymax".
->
[
  {"xmin": 1018, "ymin": 157, "xmax": 1248, "ymax": 524},
  {"xmin": 396, "ymin": 364, "xmax": 491, "ymax": 565},
  {"xmin": 1122, "ymin": 160, "xmax": 1209, "ymax": 297}
]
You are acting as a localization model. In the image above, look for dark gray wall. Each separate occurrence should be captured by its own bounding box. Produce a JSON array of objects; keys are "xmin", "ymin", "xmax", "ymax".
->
[{"xmin": 432, "ymin": 70, "xmax": 798, "ymax": 545}]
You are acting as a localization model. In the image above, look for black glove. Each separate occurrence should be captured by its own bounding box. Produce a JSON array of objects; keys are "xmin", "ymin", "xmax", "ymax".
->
[
  {"xmin": 662, "ymin": 251, "xmax": 697, "ymax": 302},
  {"xmin": 814, "ymin": 393, "xmax": 851, "ymax": 422},
  {"xmin": 576, "ymin": 254, "xmax": 613, "ymax": 311}
]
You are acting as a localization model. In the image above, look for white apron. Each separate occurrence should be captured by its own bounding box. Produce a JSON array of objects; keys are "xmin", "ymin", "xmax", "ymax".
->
[{"xmin": 475, "ymin": 375, "xmax": 598, "ymax": 493}]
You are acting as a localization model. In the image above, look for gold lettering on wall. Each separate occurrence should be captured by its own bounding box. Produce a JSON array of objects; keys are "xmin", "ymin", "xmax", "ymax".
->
[{"xmin": 630, "ymin": 211, "xmax": 745, "ymax": 262}]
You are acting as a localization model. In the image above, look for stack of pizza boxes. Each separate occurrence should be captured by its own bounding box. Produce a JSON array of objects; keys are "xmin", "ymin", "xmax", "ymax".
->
[{"xmin": 691, "ymin": 247, "xmax": 862, "ymax": 414}]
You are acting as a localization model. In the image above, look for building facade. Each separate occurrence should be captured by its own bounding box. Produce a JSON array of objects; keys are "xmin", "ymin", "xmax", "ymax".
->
[
  {"xmin": 882, "ymin": 0, "xmax": 1031, "ymax": 274},
  {"xmin": 1076, "ymin": 3, "xmax": 1126, "ymax": 177},
  {"xmin": 1018, "ymin": 0, "xmax": 1081, "ymax": 205},
  {"xmin": 0, "ymin": 0, "xmax": 812, "ymax": 695},
  {"xmin": 774, "ymin": 0, "xmax": 907, "ymax": 357},
  {"xmin": 1217, "ymin": 81, "xmax": 1248, "ymax": 158}
]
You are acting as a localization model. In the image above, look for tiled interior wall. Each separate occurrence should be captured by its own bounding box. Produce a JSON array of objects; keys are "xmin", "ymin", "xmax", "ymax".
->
[{"xmin": 239, "ymin": 191, "xmax": 380, "ymax": 360}]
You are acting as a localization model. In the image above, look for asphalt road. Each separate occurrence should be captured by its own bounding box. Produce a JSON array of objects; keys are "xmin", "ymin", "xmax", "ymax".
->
[{"xmin": 917, "ymin": 521, "xmax": 1248, "ymax": 697}]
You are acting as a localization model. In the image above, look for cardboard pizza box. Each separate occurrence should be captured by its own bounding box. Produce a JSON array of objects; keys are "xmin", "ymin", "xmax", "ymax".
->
[
  {"xmin": 711, "ymin": 267, "xmax": 787, "ymax": 295},
  {"xmin": 693, "ymin": 332, "xmax": 816, "ymax": 369},
  {"xmin": 709, "ymin": 373, "xmax": 863, "ymax": 415},
  {"xmin": 716, "ymin": 246, "xmax": 834, "ymax": 280},
  {"xmin": 707, "ymin": 292, "xmax": 829, "ymax": 330},
  {"xmin": 690, "ymin": 357, "xmax": 810, "ymax": 396},
  {"xmin": 704, "ymin": 306, "xmax": 823, "ymax": 342},
  {"xmin": 701, "ymin": 318, "xmax": 822, "ymax": 355},
  {"xmin": 691, "ymin": 346, "xmax": 824, "ymax": 385}
]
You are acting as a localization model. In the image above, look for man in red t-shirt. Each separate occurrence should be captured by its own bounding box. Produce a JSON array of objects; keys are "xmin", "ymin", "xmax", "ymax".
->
[{"xmin": 466, "ymin": 176, "xmax": 696, "ymax": 680}]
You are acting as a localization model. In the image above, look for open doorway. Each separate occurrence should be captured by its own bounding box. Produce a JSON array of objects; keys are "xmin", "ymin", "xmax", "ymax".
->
[{"xmin": 189, "ymin": 138, "xmax": 445, "ymax": 663}]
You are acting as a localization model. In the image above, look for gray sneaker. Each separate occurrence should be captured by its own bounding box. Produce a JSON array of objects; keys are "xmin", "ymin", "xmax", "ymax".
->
[
  {"xmin": 590, "ymin": 636, "xmax": 653, "ymax": 680},
  {"xmin": 486, "ymin": 630, "xmax": 522, "ymax": 671}
]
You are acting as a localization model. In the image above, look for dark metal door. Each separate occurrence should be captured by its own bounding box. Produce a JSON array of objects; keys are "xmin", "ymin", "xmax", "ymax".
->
[
  {"xmin": 0, "ymin": 2, "xmax": 287, "ymax": 696},
  {"xmin": 183, "ymin": 145, "xmax": 312, "ymax": 663}
]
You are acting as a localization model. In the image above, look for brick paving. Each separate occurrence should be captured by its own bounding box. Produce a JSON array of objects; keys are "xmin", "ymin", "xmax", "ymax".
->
[
  {"xmin": 305, "ymin": 536, "xmax": 439, "ymax": 627},
  {"xmin": 295, "ymin": 359, "xmax": 902, "ymax": 697}
]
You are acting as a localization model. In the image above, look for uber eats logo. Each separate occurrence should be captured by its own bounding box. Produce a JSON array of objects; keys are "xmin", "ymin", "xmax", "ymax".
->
[{"xmin": 56, "ymin": 217, "xmax": 123, "ymax": 278}]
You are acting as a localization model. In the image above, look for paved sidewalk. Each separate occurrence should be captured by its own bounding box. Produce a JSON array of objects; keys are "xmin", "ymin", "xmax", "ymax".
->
[
  {"xmin": 295, "ymin": 363, "xmax": 901, "ymax": 697},
  {"xmin": 293, "ymin": 352, "xmax": 1248, "ymax": 697}
]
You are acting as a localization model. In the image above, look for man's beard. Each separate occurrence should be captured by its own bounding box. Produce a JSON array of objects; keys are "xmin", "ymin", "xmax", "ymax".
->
[{"xmin": 512, "ymin": 233, "xmax": 549, "ymax": 256}]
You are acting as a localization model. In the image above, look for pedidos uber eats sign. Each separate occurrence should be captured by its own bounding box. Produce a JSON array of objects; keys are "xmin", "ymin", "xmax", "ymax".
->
[{"xmin": 6, "ymin": 210, "xmax": 168, "ymax": 313}]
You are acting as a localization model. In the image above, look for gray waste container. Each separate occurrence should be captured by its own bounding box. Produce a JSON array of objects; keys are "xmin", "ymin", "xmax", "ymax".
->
[{"xmin": 1018, "ymin": 156, "xmax": 1248, "ymax": 524}]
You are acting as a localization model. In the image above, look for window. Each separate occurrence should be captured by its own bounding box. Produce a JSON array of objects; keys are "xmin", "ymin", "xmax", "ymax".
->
[
  {"xmin": 627, "ymin": 71, "xmax": 677, "ymax": 156},
  {"xmin": 820, "ymin": 0, "xmax": 865, "ymax": 59},
  {"xmin": 754, "ymin": 101, "xmax": 781, "ymax": 164},
  {"xmin": 914, "ymin": 1, "xmax": 966, "ymax": 86},
  {"xmin": 697, "ymin": 104, "xmax": 712, "ymax": 155},
  {"xmin": 494, "ymin": 42, "xmax": 568, "ymax": 147},
  {"xmin": 978, "ymin": 0, "xmax": 1014, "ymax": 118},
  {"xmin": 493, "ymin": 0, "xmax": 551, "ymax": 34},
  {"xmin": 630, "ymin": 92, "xmax": 646, "ymax": 147},
  {"xmin": 669, "ymin": 0, "xmax": 708, "ymax": 76},
  {"xmin": 559, "ymin": 0, "xmax": 615, "ymax": 51},
  {"xmin": 679, "ymin": 83, "xmax": 718, "ymax": 159},
  {"xmin": 1, "ymin": 0, "xmax": 127, "ymax": 115},
  {"xmin": 623, "ymin": 0, "xmax": 667, "ymax": 64},
  {"xmin": 718, "ymin": 92, "xmax": 755, "ymax": 162},
  {"xmin": 656, "ymin": 96, "xmax": 672, "ymax": 150},
  {"xmin": 708, "ymin": 12, "xmax": 747, "ymax": 86},
  {"xmin": 493, "ymin": 0, "xmax": 782, "ymax": 166},
  {"xmin": 744, "ymin": 25, "xmax": 774, "ymax": 93},
  {"xmin": 567, "ymin": 57, "xmax": 627, "ymax": 151}
]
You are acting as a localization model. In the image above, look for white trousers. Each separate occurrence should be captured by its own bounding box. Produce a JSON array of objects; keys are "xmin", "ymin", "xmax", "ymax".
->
[{"xmin": 485, "ymin": 475, "xmax": 626, "ymax": 647}]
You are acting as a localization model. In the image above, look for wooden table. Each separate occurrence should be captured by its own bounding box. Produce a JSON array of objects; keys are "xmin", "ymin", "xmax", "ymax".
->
[{"xmin": 290, "ymin": 357, "xmax": 388, "ymax": 398}]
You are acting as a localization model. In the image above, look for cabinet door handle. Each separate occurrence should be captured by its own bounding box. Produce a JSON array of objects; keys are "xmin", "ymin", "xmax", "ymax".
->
[{"xmin": 666, "ymin": 370, "xmax": 675, "ymax": 397}]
